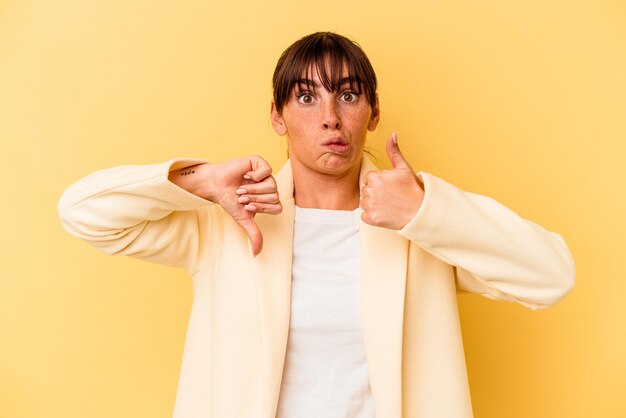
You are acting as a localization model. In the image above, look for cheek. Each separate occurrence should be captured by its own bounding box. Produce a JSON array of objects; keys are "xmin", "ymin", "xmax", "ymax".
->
[
  {"xmin": 283, "ymin": 112, "xmax": 313, "ymax": 136},
  {"xmin": 344, "ymin": 109, "xmax": 372, "ymax": 133},
  {"xmin": 343, "ymin": 103, "xmax": 371, "ymax": 121}
]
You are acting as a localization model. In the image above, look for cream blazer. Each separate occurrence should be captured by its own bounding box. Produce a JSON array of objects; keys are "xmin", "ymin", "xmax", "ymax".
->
[{"xmin": 58, "ymin": 156, "xmax": 575, "ymax": 418}]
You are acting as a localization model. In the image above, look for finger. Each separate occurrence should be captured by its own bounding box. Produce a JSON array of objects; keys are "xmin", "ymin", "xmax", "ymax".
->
[
  {"xmin": 359, "ymin": 192, "xmax": 370, "ymax": 209},
  {"xmin": 245, "ymin": 157, "xmax": 273, "ymax": 182},
  {"xmin": 386, "ymin": 132, "xmax": 411, "ymax": 170},
  {"xmin": 236, "ymin": 178, "xmax": 278, "ymax": 195},
  {"xmin": 360, "ymin": 210, "xmax": 374, "ymax": 226},
  {"xmin": 236, "ymin": 217, "xmax": 263, "ymax": 256},
  {"xmin": 364, "ymin": 171, "xmax": 377, "ymax": 186},
  {"xmin": 237, "ymin": 192, "xmax": 280, "ymax": 204},
  {"xmin": 243, "ymin": 202, "xmax": 283, "ymax": 215}
]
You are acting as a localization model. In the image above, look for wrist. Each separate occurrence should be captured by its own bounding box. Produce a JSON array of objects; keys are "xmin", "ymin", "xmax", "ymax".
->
[{"xmin": 168, "ymin": 163, "xmax": 217, "ymax": 201}]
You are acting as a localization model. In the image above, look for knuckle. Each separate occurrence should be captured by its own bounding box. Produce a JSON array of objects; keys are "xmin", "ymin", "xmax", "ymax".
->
[{"xmin": 367, "ymin": 172, "xmax": 382, "ymax": 185}]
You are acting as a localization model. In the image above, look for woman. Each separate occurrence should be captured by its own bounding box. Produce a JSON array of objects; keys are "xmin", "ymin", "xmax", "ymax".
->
[{"xmin": 58, "ymin": 32, "xmax": 575, "ymax": 418}]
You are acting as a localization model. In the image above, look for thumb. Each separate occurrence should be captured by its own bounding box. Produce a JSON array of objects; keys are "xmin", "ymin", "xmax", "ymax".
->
[
  {"xmin": 386, "ymin": 132, "xmax": 411, "ymax": 170},
  {"xmin": 237, "ymin": 216, "xmax": 263, "ymax": 256}
]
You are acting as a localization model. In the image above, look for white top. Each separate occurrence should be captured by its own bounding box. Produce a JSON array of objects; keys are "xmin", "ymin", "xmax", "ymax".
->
[{"xmin": 276, "ymin": 206, "xmax": 375, "ymax": 418}]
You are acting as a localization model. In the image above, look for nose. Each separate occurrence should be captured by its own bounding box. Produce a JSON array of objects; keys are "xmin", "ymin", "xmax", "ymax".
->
[{"xmin": 321, "ymin": 99, "xmax": 340, "ymax": 130}]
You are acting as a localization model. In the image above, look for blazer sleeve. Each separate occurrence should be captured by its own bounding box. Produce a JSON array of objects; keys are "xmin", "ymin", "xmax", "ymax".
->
[
  {"xmin": 397, "ymin": 171, "xmax": 576, "ymax": 310},
  {"xmin": 57, "ymin": 158, "xmax": 217, "ymax": 274}
]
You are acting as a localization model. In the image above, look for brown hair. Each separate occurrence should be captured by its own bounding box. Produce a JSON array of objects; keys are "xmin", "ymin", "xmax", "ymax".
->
[{"xmin": 272, "ymin": 32, "xmax": 378, "ymax": 113}]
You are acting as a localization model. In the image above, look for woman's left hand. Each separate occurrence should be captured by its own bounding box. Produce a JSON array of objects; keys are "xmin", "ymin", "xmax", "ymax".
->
[{"xmin": 360, "ymin": 133, "xmax": 425, "ymax": 230}]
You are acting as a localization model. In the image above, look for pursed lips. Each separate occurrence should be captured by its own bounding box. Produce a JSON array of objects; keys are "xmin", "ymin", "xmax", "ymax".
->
[
  {"xmin": 322, "ymin": 136, "xmax": 347, "ymax": 146},
  {"xmin": 322, "ymin": 137, "xmax": 351, "ymax": 154}
]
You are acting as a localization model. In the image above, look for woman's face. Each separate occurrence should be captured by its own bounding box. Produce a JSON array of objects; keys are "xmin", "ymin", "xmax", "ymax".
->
[{"xmin": 271, "ymin": 64, "xmax": 379, "ymax": 178}]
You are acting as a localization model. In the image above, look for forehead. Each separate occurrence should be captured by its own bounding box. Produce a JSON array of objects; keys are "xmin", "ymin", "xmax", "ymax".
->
[{"xmin": 293, "ymin": 58, "xmax": 360, "ymax": 92}]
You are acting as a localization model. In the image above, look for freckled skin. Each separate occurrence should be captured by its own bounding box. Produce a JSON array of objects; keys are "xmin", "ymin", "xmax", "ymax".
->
[
  {"xmin": 271, "ymin": 66, "xmax": 380, "ymax": 182},
  {"xmin": 270, "ymin": 64, "xmax": 422, "ymax": 225}
]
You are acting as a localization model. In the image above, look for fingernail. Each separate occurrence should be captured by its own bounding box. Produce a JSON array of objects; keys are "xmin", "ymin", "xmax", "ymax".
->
[
  {"xmin": 244, "ymin": 204, "xmax": 257, "ymax": 212},
  {"xmin": 236, "ymin": 188, "xmax": 247, "ymax": 195},
  {"xmin": 392, "ymin": 131, "xmax": 398, "ymax": 144},
  {"xmin": 238, "ymin": 196, "xmax": 250, "ymax": 203},
  {"xmin": 243, "ymin": 174, "xmax": 251, "ymax": 180}
]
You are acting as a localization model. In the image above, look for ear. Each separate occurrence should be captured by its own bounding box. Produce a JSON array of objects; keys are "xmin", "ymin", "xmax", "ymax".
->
[
  {"xmin": 270, "ymin": 101, "xmax": 288, "ymax": 136},
  {"xmin": 367, "ymin": 94, "xmax": 380, "ymax": 132}
]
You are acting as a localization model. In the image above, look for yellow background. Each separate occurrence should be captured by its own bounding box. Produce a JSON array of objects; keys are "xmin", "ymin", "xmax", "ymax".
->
[{"xmin": 1, "ymin": 0, "xmax": 624, "ymax": 417}]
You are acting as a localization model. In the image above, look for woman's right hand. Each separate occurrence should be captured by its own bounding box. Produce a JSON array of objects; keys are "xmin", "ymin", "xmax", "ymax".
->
[{"xmin": 169, "ymin": 155, "xmax": 282, "ymax": 255}]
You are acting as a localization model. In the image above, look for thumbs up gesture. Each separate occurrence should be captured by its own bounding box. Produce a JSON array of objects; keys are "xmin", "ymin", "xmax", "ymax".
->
[{"xmin": 360, "ymin": 133, "xmax": 424, "ymax": 230}]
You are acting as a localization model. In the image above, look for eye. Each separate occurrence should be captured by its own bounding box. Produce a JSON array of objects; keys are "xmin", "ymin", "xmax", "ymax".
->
[
  {"xmin": 297, "ymin": 93, "xmax": 314, "ymax": 104},
  {"xmin": 340, "ymin": 92, "xmax": 358, "ymax": 103}
]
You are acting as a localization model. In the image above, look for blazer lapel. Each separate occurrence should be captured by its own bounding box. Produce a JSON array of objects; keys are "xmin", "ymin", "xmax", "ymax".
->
[
  {"xmin": 252, "ymin": 157, "xmax": 408, "ymax": 418},
  {"xmin": 252, "ymin": 161, "xmax": 295, "ymax": 418},
  {"xmin": 359, "ymin": 157, "xmax": 408, "ymax": 418}
]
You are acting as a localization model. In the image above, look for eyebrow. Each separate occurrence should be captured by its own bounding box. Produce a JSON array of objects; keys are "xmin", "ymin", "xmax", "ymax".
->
[{"xmin": 295, "ymin": 76, "xmax": 358, "ymax": 89}]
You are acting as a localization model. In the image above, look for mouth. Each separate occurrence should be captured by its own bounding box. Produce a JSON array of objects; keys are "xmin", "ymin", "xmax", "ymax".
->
[{"xmin": 322, "ymin": 137, "xmax": 350, "ymax": 155}]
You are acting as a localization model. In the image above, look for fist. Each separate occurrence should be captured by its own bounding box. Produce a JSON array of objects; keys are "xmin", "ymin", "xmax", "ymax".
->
[{"xmin": 360, "ymin": 133, "xmax": 424, "ymax": 230}]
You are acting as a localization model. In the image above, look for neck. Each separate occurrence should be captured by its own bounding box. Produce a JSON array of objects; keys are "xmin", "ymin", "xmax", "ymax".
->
[{"xmin": 291, "ymin": 159, "xmax": 361, "ymax": 211}]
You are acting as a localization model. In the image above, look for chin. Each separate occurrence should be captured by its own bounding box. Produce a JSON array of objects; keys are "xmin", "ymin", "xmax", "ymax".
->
[{"xmin": 319, "ymin": 154, "xmax": 361, "ymax": 175}]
